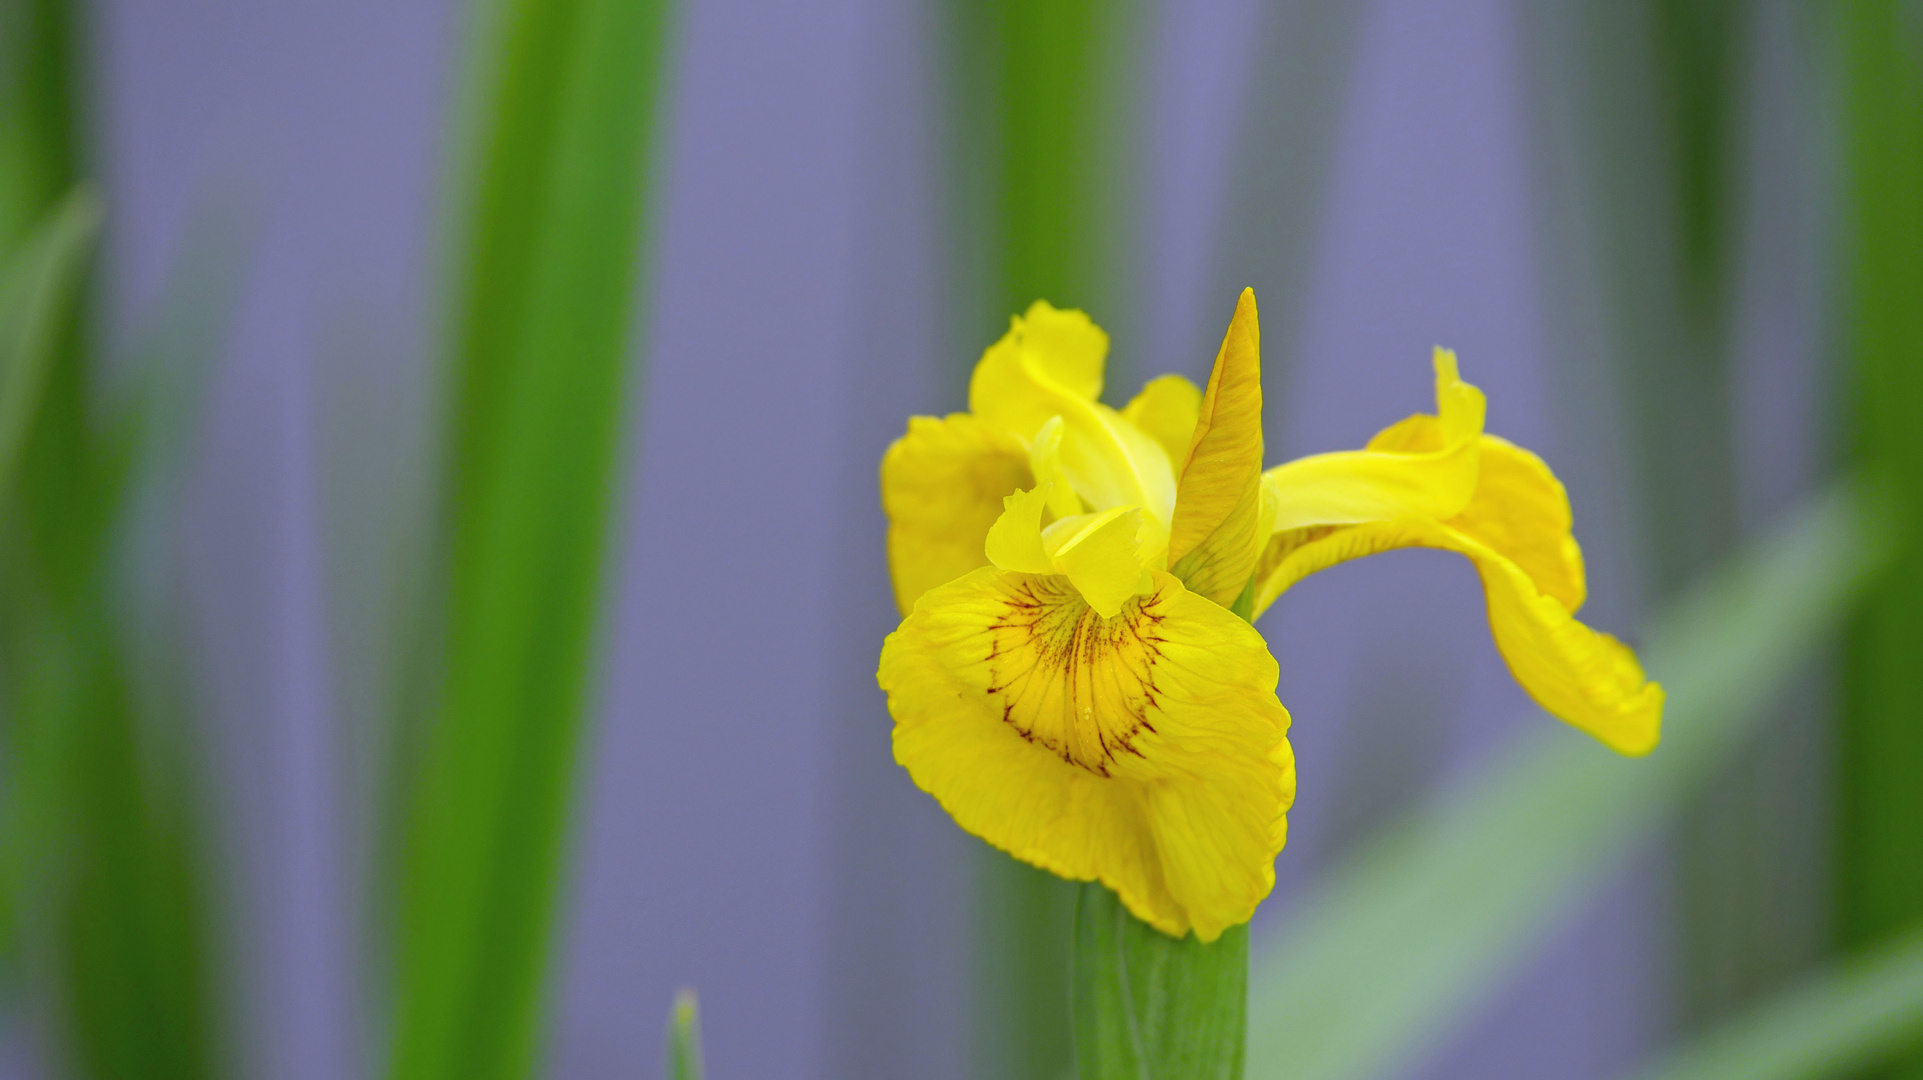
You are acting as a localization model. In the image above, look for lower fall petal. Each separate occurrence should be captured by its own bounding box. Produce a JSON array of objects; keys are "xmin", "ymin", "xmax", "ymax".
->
[
  {"xmin": 878, "ymin": 567, "xmax": 1294, "ymax": 940},
  {"xmin": 1252, "ymin": 516, "xmax": 1660, "ymax": 754}
]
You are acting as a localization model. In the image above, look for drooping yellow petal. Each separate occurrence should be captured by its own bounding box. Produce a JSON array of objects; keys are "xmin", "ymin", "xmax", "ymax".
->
[
  {"xmin": 969, "ymin": 303, "xmax": 1177, "ymax": 527},
  {"xmin": 1122, "ymin": 374, "xmax": 1202, "ymax": 470},
  {"xmin": 1261, "ymin": 348, "xmax": 1485, "ymax": 532},
  {"xmin": 882, "ymin": 413, "xmax": 1033, "ymax": 613},
  {"xmin": 1167, "ymin": 288, "xmax": 1266, "ymax": 607},
  {"xmin": 1444, "ymin": 435, "xmax": 1586, "ymax": 611},
  {"xmin": 878, "ymin": 568, "xmax": 1294, "ymax": 940},
  {"xmin": 1252, "ymin": 430, "xmax": 1657, "ymax": 754}
]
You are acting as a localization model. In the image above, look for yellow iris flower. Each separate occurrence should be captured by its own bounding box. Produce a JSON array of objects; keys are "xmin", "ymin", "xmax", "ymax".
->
[{"xmin": 876, "ymin": 290, "xmax": 1663, "ymax": 941}]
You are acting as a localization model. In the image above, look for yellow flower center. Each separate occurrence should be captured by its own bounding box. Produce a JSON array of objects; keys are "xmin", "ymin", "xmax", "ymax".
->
[{"xmin": 983, "ymin": 575, "xmax": 1168, "ymax": 777}]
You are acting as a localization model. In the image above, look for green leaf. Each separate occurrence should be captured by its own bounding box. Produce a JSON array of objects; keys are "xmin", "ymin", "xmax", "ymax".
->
[
  {"xmin": 0, "ymin": 188, "xmax": 237, "ymax": 1080},
  {"xmin": 1623, "ymin": 926, "xmax": 1923, "ymax": 1080},
  {"xmin": 665, "ymin": 989, "xmax": 706, "ymax": 1080},
  {"xmin": 1837, "ymin": 10, "xmax": 1923, "ymax": 1080},
  {"xmin": 1246, "ymin": 481, "xmax": 1894, "ymax": 1080},
  {"xmin": 942, "ymin": 0, "xmax": 1135, "ymax": 352},
  {"xmin": 385, "ymin": 0, "xmax": 673, "ymax": 1079},
  {"xmin": 0, "ymin": 184, "xmax": 100, "ymax": 499},
  {"xmin": 1072, "ymin": 883, "xmax": 1246, "ymax": 1080}
]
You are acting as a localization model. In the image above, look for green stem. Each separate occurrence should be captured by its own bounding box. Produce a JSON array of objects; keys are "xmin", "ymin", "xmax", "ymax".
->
[
  {"xmin": 1071, "ymin": 883, "xmax": 1247, "ymax": 1080},
  {"xmin": 1069, "ymin": 581, "xmax": 1258, "ymax": 1077}
]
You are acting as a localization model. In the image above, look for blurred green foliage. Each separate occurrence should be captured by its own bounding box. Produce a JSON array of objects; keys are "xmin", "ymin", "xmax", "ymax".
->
[
  {"xmin": 385, "ymin": 1, "xmax": 671, "ymax": 1079},
  {"xmin": 1628, "ymin": 926, "xmax": 1923, "ymax": 1080},
  {"xmin": 1839, "ymin": 3, "xmax": 1923, "ymax": 1080},
  {"xmin": 0, "ymin": 1, "xmax": 229, "ymax": 1078}
]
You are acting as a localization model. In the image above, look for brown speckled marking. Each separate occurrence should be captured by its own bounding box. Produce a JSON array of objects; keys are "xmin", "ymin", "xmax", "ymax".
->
[{"xmin": 983, "ymin": 577, "xmax": 1169, "ymax": 777}]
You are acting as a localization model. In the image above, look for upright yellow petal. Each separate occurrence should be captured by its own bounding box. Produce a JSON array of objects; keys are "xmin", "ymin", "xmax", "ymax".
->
[
  {"xmin": 1028, "ymin": 416, "xmax": 1086, "ymax": 519},
  {"xmin": 878, "ymin": 568, "xmax": 1294, "ymax": 940},
  {"xmin": 882, "ymin": 413, "xmax": 1033, "ymax": 613},
  {"xmin": 1122, "ymin": 374, "xmax": 1202, "ymax": 470},
  {"xmin": 1167, "ymin": 288, "xmax": 1266, "ymax": 607},
  {"xmin": 984, "ymin": 485, "xmax": 1056, "ymax": 575},
  {"xmin": 1019, "ymin": 299, "xmax": 1109, "ymax": 401},
  {"xmin": 1262, "ymin": 348, "xmax": 1485, "ymax": 532},
  {"xmin": 969, "ymin": 301, "xmax": 1107, "ymax": 439},
  {"xmin": 969, "ymin": 304, "xmax": 1177, "ymax": 527}
]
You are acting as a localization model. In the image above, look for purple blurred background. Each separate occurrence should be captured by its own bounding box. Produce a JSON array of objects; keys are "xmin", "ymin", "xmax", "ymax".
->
[{"xmin": 83, "ymin": 0, "xmax": 1824, "ymax": 1077}]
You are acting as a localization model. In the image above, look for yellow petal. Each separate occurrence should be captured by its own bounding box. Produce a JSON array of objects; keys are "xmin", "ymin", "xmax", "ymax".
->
[
  {"xmin": 1262, "ymin": 348, "xmax": 1485, "ymax": 532},
  {"xmin": 1447, "ymin": 435, "xmax": 1585, "ymax": 611},
  {"xmin": 1019, "ymin": 299, "xmax": 1110, "ymax": 401},
  {"xmin": 1343, "ymin": 426, "xmax": 1584, "ymax": 611},
  {"xmin": 1028, "ymin": 415, "xmax": 1085, "ymax": 519},
  {"xmin": 882, "ymin": 413, "xmax": 1034, "ymax": 614},
  {"xmin": 984, "ymin": 485, "xmax": 1055, "ymax": 575},
  {"xmin": 968, "ymin": 301, "xmax": 1107, "ymax": 439},
  {"xmin": 1046, "ymin": 506, "xmax": 1150, "ymax": 618},
  {"xmin": 1167, "ymin": 287, "xmax": 1266, "ymax": 607},
  {"xmin": 1250, "ymin": 512, "xmax": 1658, "ymax": 754},
  {"xmin": 969, "ymin": 303, "xmax": 1176, "ymax": 527},
  {"xmin": 1121, "ymin": 374, "xmax": 1202, "ymax": 470},
  {"xmin": 878, "ymin": 568, "xmax": 1294, "ymax": 940}
]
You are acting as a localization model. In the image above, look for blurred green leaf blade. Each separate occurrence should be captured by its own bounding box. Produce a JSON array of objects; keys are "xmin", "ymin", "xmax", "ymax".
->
[
  {"xmin": 1838, "ymin": 7, "xmax": 1923, "ymax": 1080},
  {"xmin": 0, "ymin": 184, "xmax": 100, "ymax": 500},
  {"xmin": 1246, "ymin": 480, "xmax": 1892, "ymax": 1080},
  {"xmin": 665, "ymin": 989, "xmax": 705, "ymax": 1080},
  {"xmin": 386, "ymin": 0, "xmax": 672, "ymax": 1079},
  {"xmin": 0, "ymin": 198, "xmax": 230, "ymax": 1080},
  {"xmin": 1625, "ymin": 926, "xmax": 1923, "ymax": 1080}
]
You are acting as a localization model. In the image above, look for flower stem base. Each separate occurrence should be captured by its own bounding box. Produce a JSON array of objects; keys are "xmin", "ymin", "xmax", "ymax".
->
[{"xmin": 1070, "ymin": 882, "xmax": 1247, "ymax": 1079}]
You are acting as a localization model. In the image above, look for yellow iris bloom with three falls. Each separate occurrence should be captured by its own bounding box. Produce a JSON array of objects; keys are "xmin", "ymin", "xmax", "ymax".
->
[{"xmin": 876, "ymin": 290, "xmax": 1663, "ymax": 942}]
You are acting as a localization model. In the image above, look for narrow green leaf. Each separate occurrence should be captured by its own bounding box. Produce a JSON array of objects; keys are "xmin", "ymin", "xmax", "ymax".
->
[
  {"xmin": 1838, "ymin": 8, "xmax": 1923, "ymax": 1080},
  {"xmin": 387, "ymin": 0, "xmax": 672, "ymax": 1079},
  {"xmin": 1072, "ymin": 883, "xmax": 1246, "ymax": 1080},
  {"xmin": 2, "ymin": 4, "xmax": 230, "ymax": 1078},
  {"xmin": 0, "ymin": 185, "xmax": 99, "ymax": 503},
  {"xmin": 1624, "ymin": 926, "xmax": 1923, "ymax": 1080},
  {"xmin": 1246, "ymin": 481, "xmax": 1893, "ymax": 1080},
  {"xmin": 942, "ymin": 0, "xmax": 1135, "ymax": 353},
  {"xmin": 665, "ymin": 989, "xmax": 706, "ymax": 1080},
  {"xmin": 0, "ymin": 202, "xmax": 237, "ymax": 1080},
  {"xmin": 0, "ymin": 0, "xmax": 83, "ymax": 251}
]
